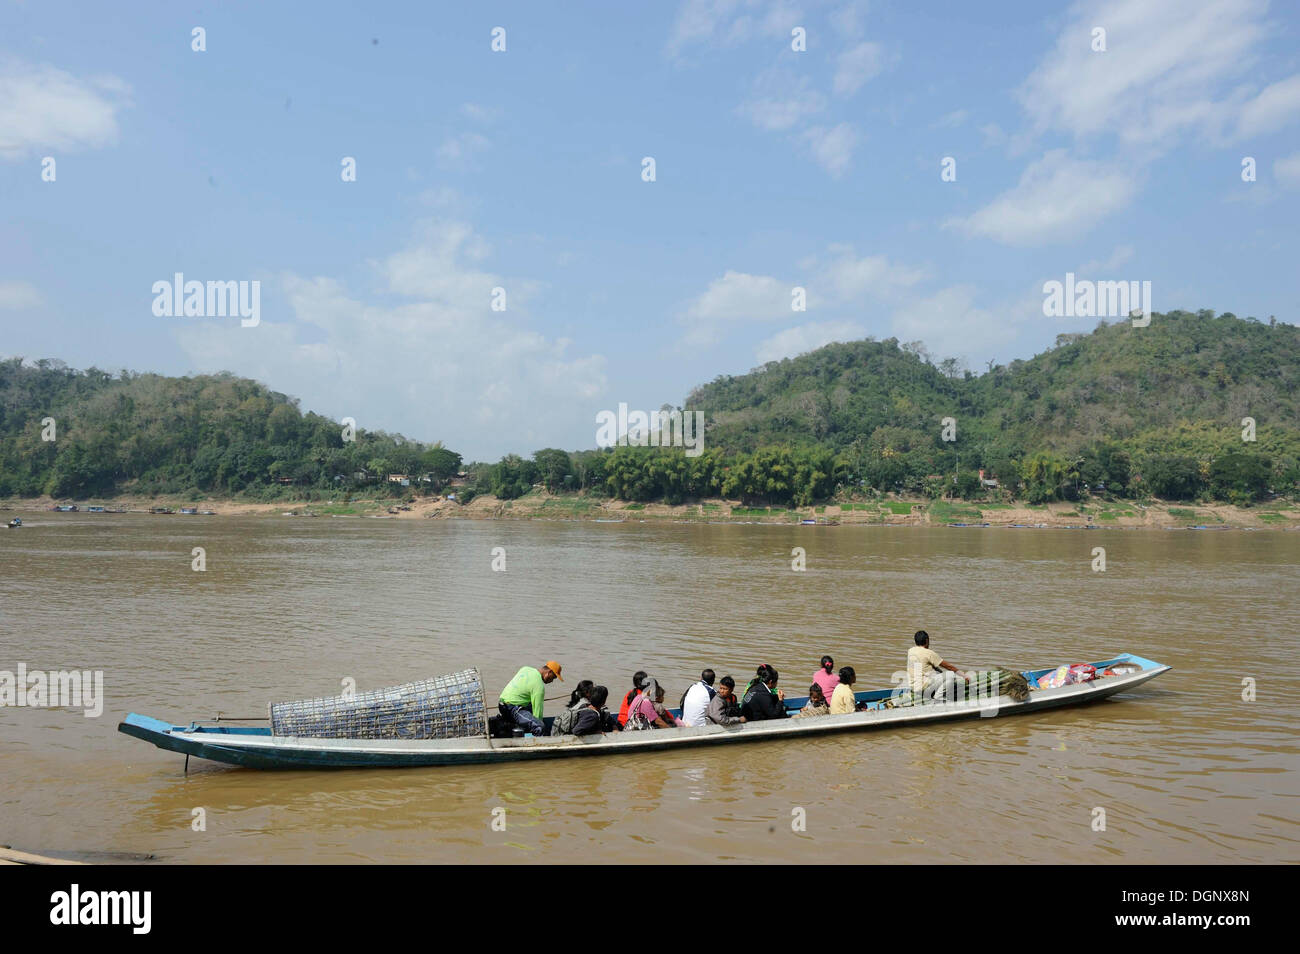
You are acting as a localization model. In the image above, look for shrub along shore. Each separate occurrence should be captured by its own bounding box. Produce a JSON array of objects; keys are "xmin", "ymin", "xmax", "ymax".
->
[{"xmin": 4, "ymin": 490, "xmax": 1296, "ymax": 530}]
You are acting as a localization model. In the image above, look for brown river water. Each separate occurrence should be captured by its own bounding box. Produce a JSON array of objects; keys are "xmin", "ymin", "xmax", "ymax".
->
[{"xmin": 1, "ymin": 514, "xmax": 1296, "ymax": 864}]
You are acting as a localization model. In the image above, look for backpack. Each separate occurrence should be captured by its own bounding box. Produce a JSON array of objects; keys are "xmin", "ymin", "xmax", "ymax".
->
[{"xmin": 552, "ymin": 704, "xmax": 580, "ymax": 736}]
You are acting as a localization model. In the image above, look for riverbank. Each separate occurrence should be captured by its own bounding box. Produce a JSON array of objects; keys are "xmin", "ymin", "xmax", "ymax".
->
[{"xmin": 3, "ymin": 491, "xmax": 1297, "ymax": 529}]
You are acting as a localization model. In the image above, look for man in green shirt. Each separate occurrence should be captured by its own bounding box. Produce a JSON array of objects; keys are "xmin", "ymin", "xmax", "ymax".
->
[{"xmin": 497, "ymin": 660, "xmax": 563, "ymax": 736}]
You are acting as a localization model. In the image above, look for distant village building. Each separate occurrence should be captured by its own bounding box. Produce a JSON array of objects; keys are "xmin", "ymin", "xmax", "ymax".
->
[
  {"xmin": 388, "ymin": 474, "xmax": 410, "ymax": 487},
  {"xmin": 978, "ymin": 469, "xmax": 999, "ymax": 488}
]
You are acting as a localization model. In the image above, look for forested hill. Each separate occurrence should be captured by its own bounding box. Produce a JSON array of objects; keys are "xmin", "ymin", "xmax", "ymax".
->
[
  {"xmin": 0, "ymin": 359, "xmax": 461, "ymax": 498},
  {"xmin": 3, "ymin": 310, "xmax": 1298, "ymax": 506},
  {"xmin": 688, "ymin": 310, "xmax": 1300, "ymax": 461}
]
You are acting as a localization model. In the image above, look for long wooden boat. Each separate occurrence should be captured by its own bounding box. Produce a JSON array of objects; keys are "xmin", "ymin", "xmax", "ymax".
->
[{"xmin": 119, "ymin": 653, "xmax": 1169, "ymax": 770}]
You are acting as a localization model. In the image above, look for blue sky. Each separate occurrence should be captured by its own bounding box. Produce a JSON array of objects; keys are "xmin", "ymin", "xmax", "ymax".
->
[{"xmin": 2, "ymin": 0, "xmax": 1298, "ymax": 459}]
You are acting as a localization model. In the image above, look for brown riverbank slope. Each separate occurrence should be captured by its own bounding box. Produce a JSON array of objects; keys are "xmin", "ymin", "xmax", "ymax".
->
[{"xmin": 4, "ymin": 492, "xmax": 1297, "ymax": 530}]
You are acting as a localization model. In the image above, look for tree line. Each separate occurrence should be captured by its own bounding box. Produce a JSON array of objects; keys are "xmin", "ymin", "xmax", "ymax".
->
[
  {"xmin": 461, "ymin": 436, "xmax": 1290, "ymax": 507},
  {"xmin": 0, "ymin": 359, "xmax": 460, "ymax": 500}
]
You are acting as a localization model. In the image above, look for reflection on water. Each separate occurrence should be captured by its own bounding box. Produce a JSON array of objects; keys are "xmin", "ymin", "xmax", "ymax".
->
[{"xmin": 1, "ymin": 515, "xmax": 1297, "ymax": 863}]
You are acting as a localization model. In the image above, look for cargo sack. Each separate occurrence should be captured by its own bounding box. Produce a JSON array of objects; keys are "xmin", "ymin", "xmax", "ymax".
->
[
  {"xmin": 1067, "ymin": 663, "xmax": 1097, "ymax": 684},
  {"xmin": 969, "ymin": 668, "xmax": 1032, "ymax": 703},
  {"xmin": 1037, "ymin": 665, "xmax": 1071, "ymax": 690}
]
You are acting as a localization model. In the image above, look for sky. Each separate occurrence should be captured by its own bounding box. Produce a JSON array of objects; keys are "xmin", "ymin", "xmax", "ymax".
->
[{"xmin": 2, "ymin": 0, "xmax": 1298, "ymax": 459}]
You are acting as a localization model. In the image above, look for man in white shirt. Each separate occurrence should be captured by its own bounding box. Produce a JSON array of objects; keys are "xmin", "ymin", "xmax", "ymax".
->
[{"xmin": 680, "ymin": 669, "xmax": 717, "ymax": 726}]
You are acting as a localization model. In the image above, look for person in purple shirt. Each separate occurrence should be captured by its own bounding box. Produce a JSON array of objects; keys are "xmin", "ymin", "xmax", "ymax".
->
[{"xmin": 812, "ymin": 655, "xmax": 840, "ymax": 703}]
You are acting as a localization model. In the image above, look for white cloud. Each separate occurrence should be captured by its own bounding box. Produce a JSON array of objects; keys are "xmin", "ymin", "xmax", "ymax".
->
[
  {"xmin": 980, "ymin": 1, "xmax": 1299, "ymax": 243},
  {"xmin": 829, "ymin": 1, "xmax": 869, "ymax": 39},
  {"xmin": 1078, "ymin": 243, "xmax": 1135, "ymax": 274},
  {"xmin": 681, "ymin": 270, "xmax": 792, "ymax": 345},
  {"xmin": 666, "ymin": 0, "xmax": 800, "ymax": 57},
  {"xmin": 0, "ymin": 280, "xmax": 43, "ymax": 309},
  {"xmin": 680, "ymin": 250, "xmax": 928, "ymax": 348},
  {"xmin": 979, "ymin": 123, "xmax": 1006, "ymax": 147},
  {"xmin": 945, "ymin": 149, "xmax": 1138, "ymax": 246},
  {"xmin": 0, "ymin": 61, "xmax": 129, "ymax": 160},
  {"xmin": 889, "ymin": 286, "xmax": 1020, "ymax": 361},
  {"xmin": 744, "ymin": 0, "xmax": 804, "ymax": 44},
  {"xmin": 1016, "ymin": 0, "xmax": 1294, "ymax": 146},
  {"xmin": 833, "ymin": 41, "xmax": 885, "ymax": 96},
  {"xmin": 1275, "ymin": 151, "xmax": 1300, "ymax": 189},
  {"xmin": 172, "ymin": 221, "xmax": 605, "ymax": 459},
  {"xmin": 816, "ymin": 247, "xmax": 926, "ymax": 301},
  {"xmin": 800, "ymin": 122, "xmax": 856, "ymax": 177},
  {"xmin": 667, "ymin": 0, "xmax": 749, "ymax": 54},
  {"xmin": 1234, "ymin": 74, "xmax": 1300, "ymax": 140},
  {"xmin": 756, "ymin": 320, "xmax": 865, "ymax": 362},
  {"xmin": 460, "ymin": 103, "xmax": 500, "ymax": 123},
  {"xmin": 436, "ymin": 131, "xmax": 489, "ymax": 166},
  {"xmin": 415, "ymin": 186, "xmax": 466, "ymax": 210},
  {"xmin": 380, "ymin": 220, "xmax": 495, "ymax": 303},
  {"xmin": 932, "ymin": 110, "xmax": 969, "ymax": 129},
  {"xmin": 738, "ymin": 70, "xmax": 825, "ymax": 131},
  {"xmin": 676, "ymin": 5, "xmax": 878, "ymax": 178}
]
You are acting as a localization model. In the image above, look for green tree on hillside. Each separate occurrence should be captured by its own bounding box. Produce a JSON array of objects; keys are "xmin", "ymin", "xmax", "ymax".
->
[{"xmin": 532, "ymin": 448, "xmax": 573, "ymax": 493}]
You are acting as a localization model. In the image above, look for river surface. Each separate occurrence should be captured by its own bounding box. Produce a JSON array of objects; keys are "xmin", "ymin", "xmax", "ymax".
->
[{"xmin": 1, "ymin": 514, "xmax": 1296, "ymax": 863}]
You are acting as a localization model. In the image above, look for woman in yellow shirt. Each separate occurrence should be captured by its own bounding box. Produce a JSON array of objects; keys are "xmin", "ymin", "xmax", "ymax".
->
[{"xmin": 830, "ymin": 666, "xmax": 858, "ymax": 714}]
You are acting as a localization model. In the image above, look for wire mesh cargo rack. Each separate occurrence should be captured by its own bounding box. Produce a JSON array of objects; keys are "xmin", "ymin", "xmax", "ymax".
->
[{"xmin": 269, "ymin": 669, "xmax": 488, "ymax": 740}]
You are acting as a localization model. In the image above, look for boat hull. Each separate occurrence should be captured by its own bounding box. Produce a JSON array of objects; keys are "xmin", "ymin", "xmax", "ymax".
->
[{"xmin": 118, "ymin": 653, "xmax": 1170, "ymax": 770}]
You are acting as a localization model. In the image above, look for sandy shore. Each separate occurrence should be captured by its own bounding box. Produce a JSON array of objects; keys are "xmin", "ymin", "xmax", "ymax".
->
[{"xmin": 3, "ymin": 492, "xmax": 1296, "ymax": 530}]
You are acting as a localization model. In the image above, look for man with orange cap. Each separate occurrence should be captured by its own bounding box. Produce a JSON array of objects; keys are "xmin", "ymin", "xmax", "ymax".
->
[{"xmin": 497, "ymin": 661, "xmax": 563, "ymax": 737}]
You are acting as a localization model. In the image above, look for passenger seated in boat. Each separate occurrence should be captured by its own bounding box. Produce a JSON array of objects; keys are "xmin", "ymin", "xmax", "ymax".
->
[
  {"xmin": 741, "ymin": 665, "xmax": 789, "ymax": 720},
  {"xmin": 812, "ymin": 656, "xmax": 839, "ymax": 704},
  {"xmin": 794, "ymin": 683, "xmax": 830, "ymax": 717},
  {"xmin": 830, "ymin": 667, "xmax": 858, "ymax": 714},
  {"xmin": 650, "ymin": 679, "xmax": 684, "ymax": 727},
  {"xmin": 571, "ymin": 686, "xmax": 615, "ymax": 736},
  {"xmin": 908, "ymin": 631, "xmax": 969, "ymax": 702},
  {"xmin": 549, "ymin": 680, "xmax": 595, "ymax": 736},
  {"xmin": 707, "ymin": 676, "xmax": 746, "ymax": 726},
  {"xmin": 617, "ymin": 671, "xmax": 648, "ymax": 728},
  {"xmin": 625, "ymin": 677, "xmax": 682, "ymax": 729},
  {"xmin": 680, "ymin": 669, "xmax": 717, "ymax": 726},
  {"xmin": 497, "ymin": 660, "xmax": 563, "ymax": 736}
]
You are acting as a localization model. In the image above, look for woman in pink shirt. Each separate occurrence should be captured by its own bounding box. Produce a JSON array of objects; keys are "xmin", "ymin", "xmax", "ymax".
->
[
  {"xmin": 812, "ymin": 655, "xmax": 840, "ymax": 703},
  {"xmin": 626, "ymin": 677, "xmax": 682, "ymax": 729}
]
